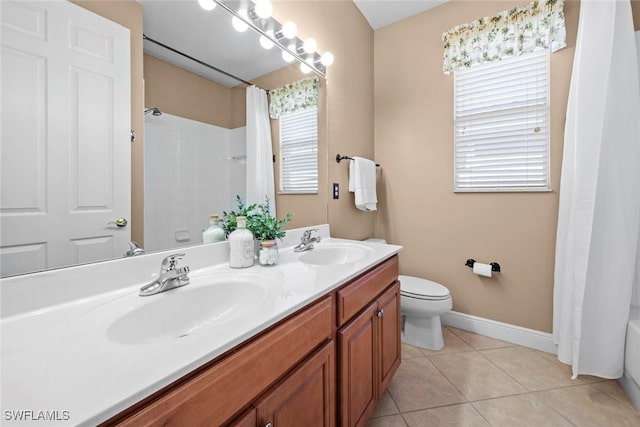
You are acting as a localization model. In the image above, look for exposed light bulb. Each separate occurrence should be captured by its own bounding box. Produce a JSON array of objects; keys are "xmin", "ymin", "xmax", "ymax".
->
[
  {"xmin": 300, "ymin": 63, "xmax": 312, "ymax": 74},
  {"xmin": 303, "ymin": 38, "xmax": 317, "ymax": 54},
  {"xmin": 282, "ymin": 45, "xmax": 295, "ymax": 63},
  {"xmin": 232, "ymin": 11, "xmax": 249, "ymax": 32},
  {"xmin": 281, "ymin": 21, "xmax": 297, "ymax": 39},
  {"xmin": 260, "ymin": 31, "xmax": 274, "ymax": 49},
  {"xmin": 198, "ymin": 0, "xmax": 216, "ymax": 11},
  {"xmin": 320, "ymin": 52, "xmax": 334, "ymax": 67},
  {"xmin": 254, "ymin": 0, "xmax": 273, "ymax": 19}
]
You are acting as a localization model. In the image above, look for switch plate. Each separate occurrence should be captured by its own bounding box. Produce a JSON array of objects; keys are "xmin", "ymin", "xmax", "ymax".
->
[{"xmin": 333, "ymin": 183, "xmax": 339, "ymax": 199}]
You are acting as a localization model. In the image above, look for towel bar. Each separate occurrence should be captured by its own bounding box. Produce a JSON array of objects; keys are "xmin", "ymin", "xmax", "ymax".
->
[{"xmin": 336, "ymin": 154, "xmax": 380, "ymax": 167}]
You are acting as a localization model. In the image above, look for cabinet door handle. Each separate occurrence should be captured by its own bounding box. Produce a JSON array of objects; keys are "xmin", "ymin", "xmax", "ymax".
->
[
  {"xmin": 377, "ymin": 309, "xmax": 384, "ymax": 318},
  {"xmin": 265, "ymin": 423, "xmax": 273, "ymax": 427}
]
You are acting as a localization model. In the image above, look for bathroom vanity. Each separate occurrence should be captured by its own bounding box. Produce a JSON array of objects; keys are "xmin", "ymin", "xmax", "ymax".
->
[{"xmin": 0, "ymin": 226, "xmax": 401, "ymax": 427}]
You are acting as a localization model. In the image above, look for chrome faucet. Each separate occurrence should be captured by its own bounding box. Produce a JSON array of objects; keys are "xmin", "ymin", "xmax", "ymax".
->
[
  {"xmin": 124, "ymin": 241, "xmax": 145, "ymax": 257},
  {"xmin": 294, "ymin": 228, "xmax": 321, "ymax": 252},
  {"xmin": 139, "ymin": 253, "xmax": 190, "ymax": 296}
]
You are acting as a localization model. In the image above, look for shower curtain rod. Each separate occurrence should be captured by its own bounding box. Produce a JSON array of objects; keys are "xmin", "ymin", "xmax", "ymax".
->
[{"xmin": 143, "ymin": 34, "xmax": 263, "ymax": 89}]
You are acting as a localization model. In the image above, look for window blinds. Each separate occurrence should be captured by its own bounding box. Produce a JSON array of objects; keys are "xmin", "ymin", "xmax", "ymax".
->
[
  {"xmin": 279, "ymin": 105, "xmax": 318, "ymax": 193},
  {"xmin": 454, "ymin": 49, "xmax": 550, "ymax": 191}
]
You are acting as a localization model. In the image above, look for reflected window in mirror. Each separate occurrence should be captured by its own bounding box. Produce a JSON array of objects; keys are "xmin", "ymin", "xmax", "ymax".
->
[
  {"xmin": 279, "ymin": 106, "xmax": 318, "ymax": 193},
  {"xmin": 269, "ymin": 77, "xmax": 320, "ymax": 194}
]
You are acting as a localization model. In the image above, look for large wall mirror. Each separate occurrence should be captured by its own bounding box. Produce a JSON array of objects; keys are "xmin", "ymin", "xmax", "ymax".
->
[{"xmin": 0, "ymin": 0, "xmax": 326, "ymax": 277}]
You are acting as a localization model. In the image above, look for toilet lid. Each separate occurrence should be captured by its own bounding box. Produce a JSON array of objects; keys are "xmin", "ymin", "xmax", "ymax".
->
[{"xmin": 399, "ymin": 275, "xmax": 450, "ymax": 300}]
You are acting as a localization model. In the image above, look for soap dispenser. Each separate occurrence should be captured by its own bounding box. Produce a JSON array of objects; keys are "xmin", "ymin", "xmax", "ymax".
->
[
  {"xmin": 228, "ymin": 216, "xmax": 254, "ymax": 268},
  {"xmin": 202, "ymin": 214, "xmax": 225, "ymax": 244}
]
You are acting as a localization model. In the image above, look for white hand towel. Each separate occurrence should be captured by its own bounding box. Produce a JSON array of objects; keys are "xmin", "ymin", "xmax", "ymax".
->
[{"xmin": 348, "ymin": 157, "xmax": 377, "ymax": 211}]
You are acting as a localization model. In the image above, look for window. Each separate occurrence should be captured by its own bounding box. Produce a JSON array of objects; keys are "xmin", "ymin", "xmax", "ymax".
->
[
  {"xmin": 454, "ymin": 49, "xmax": 550, "ymax": 192},
  {"xmin": 279, "ymin": 105, "xmax": 318, "ymax": 193}
]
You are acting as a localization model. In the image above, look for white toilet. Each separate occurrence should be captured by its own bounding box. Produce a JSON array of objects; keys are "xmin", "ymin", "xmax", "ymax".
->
[
  {"xmin": 364, "ymin": 239, "xmax": 453, "ymax": 351},
  {"xmin": 399, "ymin": 275, "xmax": 452, "ymax": 350}
]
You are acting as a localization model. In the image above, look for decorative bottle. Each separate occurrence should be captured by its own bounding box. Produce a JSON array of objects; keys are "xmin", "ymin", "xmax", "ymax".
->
[
  {"xmin": 229, "ymin": 216, "xmax": 254, "ymax": 268},
  {"xmin": 202, "ymin": 214, "xmax": 226, "ymax": 244}
]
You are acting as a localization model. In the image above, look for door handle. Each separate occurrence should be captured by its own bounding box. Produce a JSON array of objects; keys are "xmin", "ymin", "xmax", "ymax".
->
[
  {"xmin": 377, "ymin": 309, "xmax": 384, "ymax": 318},
  {"xmin": 108, "ymin": 218, "xmax": 128, "ymax": 228}
]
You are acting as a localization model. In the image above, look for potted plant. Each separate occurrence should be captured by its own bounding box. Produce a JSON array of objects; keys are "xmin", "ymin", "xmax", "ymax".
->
[{"xmin": 223, "ymin": 196, "xmax": 292, "ymax": 265}]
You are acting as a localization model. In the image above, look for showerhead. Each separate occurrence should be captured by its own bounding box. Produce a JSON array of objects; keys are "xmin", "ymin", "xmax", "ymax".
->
[{"xmin": 144, "ymin": 107, "xmax": 162, "ymax": 116}]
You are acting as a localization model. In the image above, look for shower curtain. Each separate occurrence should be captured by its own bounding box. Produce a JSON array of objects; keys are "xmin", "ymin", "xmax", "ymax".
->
[
  {"xmin": 553, "ymin": 0, "xmax": 640, "ymax": 378},
  {"xmin": 246, "ymin": 86, "xmax": 276, "ymax": 214}
]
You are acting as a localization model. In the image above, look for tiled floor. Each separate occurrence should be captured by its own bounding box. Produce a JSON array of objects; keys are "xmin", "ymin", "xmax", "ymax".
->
[{"xmin": 367, "ymin": 327, "xmax": 640, "ymax": 427}]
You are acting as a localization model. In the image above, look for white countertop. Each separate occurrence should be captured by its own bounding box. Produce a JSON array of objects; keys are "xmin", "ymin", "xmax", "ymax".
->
[{"xmin": 0, "ymin": 229, "xmax": 401, "ymax": 426}]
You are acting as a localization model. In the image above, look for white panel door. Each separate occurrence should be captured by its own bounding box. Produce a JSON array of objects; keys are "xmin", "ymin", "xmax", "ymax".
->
[{"xmin": 0, "ymin": 1, "xmax": 131, "ymax": 277}]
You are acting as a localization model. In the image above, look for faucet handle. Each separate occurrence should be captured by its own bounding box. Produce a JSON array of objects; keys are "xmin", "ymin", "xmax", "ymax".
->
[
  {"xmin": 303, "ymin": 228, "xmax": 319, "ymax": 240},
  {"xmin": 161, "ymin": 253, "xmax": 186, "ymax": 271}
]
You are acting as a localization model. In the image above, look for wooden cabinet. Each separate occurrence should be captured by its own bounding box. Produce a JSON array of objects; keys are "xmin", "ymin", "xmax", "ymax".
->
[
  {"xmin": 104, "ymin": 255, "xmax": 400, "ymax": 427},
  {"xmin": 111, "ymin": 296, "xmax": 332, "ymax": 426},
  {"xmin": 337, "ymin": 256, "xmax": 401, "ymax": 427},
  {"xmin": 255, "ymin": 341, "xmax": 335, "ymax": 427}
]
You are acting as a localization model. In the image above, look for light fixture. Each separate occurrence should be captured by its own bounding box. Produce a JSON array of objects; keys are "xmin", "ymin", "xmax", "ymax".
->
[
  {"xmin": 232, "ymin": 11, "xmax": 249, "ymax": 32},
  {"xmin": 260, "ymin": 31, "xmax": 275, "ymax": 49},
  {"xmin": 254, "ymin": 0, "xmax": 273, "ymax": 19},
  {"xmin": 198, "ymin": 0, "xmax": 216, "ymax": 11},
  {"xmin": 303, "ymin": 38, "xmax": 317, "ymax": 54},
  {"xmin": 282, "ymin": 44, "xmax": 295, "ymax": 62},
  {"xmin": 281, "ymin": 21, "xmax": 297, "ymax": 39},
  {"xmin": 320, "ymin": 52, "xmax": 334, "ymax": 67},
  {"xmin": 209, "ymin": 0, "xmax": 332, "ymax": 76},
  {"xmin": 300, "ymin": 63, "xmax": 311, "ymax": 74}
]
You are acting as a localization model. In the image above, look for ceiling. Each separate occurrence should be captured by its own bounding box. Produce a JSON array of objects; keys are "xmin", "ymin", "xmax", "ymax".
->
[
  {"xmin": 353, "ymin": 0, "xmax": 448, "ymax": 30},
  {"xmin": 139, "ymin": 1, "xmax": 447, "ymax": 88}
]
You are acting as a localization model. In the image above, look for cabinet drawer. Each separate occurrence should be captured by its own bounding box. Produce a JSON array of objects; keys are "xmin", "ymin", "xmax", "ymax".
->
[
  {"xmin": 336, "ymin": 256, "xmax": 398, "ymax": 327},
  {"xmin": 116, "ymin": 296, "xmax": 333, "ymax": 427}
]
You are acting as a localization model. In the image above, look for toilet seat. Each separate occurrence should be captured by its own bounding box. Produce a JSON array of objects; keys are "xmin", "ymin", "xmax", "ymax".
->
[{"xmin": 399, "ymin": 275, "xmax": 450, "ymax": 301}]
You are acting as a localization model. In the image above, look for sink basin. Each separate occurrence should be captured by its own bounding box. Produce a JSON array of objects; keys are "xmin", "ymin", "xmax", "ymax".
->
[
  {"xmin": 107, "ymin": 280, "xmax": 267, "ymax": 345},
  {"xmin": 298, "ymin": 243, "xmax": 374, "ymax": 266}
]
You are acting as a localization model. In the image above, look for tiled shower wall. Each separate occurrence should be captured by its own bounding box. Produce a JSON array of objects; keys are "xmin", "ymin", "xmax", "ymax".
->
[{"xmin": 144, "ymin": 113, "xmax": 246, "ymax": 252}]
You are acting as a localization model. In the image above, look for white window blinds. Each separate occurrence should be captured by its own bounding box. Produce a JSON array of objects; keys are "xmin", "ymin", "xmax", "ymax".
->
[
  {"xmin": 279, "ymin": 105, "xmax": 318, "ymax": 193},
  {"xmin": 454, "ymin": 49, "xmax": 550, "ymax": 192}
]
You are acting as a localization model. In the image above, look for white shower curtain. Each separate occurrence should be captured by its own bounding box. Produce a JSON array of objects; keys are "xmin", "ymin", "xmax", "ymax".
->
[
  {"xmin": 553, "ymin": 0, "xmax": 640, "ymax": 378},
  {"xmin": 246, "ymin": 86, "xmax": 276, "ymax": 214}
]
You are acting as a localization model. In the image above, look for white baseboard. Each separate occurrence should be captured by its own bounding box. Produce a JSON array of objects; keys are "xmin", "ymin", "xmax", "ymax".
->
[{"xmin": 441, "ymin": 311, "xmax": 557, "ymax": 354}]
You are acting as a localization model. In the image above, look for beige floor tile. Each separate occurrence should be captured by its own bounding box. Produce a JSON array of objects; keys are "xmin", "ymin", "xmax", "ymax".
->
[
  {"xmin": 402, "ymin": 403, "xmax": 490, "ymax": 427},
  {"xmin": 472, "ymin": 394, "xmax": 573, "ymax": 426},
  {"xmin": 534, "ymin": 350, "xmax": 607, "ymax": 384},
  {"xmin": 534, "ymin": 384, "xmax": 640, "ymax": 426},
  {"xmin": 446, "ymin": 327, "xmax": 514, "ymax": 350},
  {"xmin": 429, "ymin": 352, "xmax": 527, "ymax": 401},
  {"xmin": 365, "ymin": 414, "xmax": 408, "ymax": 427},
  {"xmin": 419, "ymin": 327, "xmax": 475, "ymax": 356},
  {"xmin": 372, "ymin": 391, "xmax": 400, "ymax": 418},
  {"xmin": 481, "ymin": 346, "xmax": 577, "ymax": 391},
  {"xmin": 387, "ymin": 357, "xmax": 467, "ymax": 412},
  {"xmin": 402, "ymin": 343, "xmax": 424, "ymax": 359}
]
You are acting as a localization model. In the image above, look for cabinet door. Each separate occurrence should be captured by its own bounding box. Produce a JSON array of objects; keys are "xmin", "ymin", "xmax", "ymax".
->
[
  {"xmin": 338, "ymin": 302, "xmax": 378, "ymax": 427},
  {"xmin": 256, "ymin": 341, "xmax": 335, "ymax": 427},
  {"xmin": 378, "ymin": 282, "xmax": 401, "ymax": 393},
  {"xmin": 226, "ymin": 408, "xmax": 256, "ymax": 427}
]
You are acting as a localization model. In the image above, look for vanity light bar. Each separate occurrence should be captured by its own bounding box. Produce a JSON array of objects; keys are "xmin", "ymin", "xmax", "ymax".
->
[{"xmin": 212, "ymin": 0, "xmax": 327, "ymax": 77}]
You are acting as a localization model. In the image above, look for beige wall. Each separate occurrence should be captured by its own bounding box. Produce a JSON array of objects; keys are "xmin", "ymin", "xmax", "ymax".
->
[
  {"xmin": 73, "ymin": 0, "xmax": 145, "ymax": 246},
  {"xmin": 272, "ymin": 1, "xmax": 376, "ymax": 239},
  {"xmin": 374, "ymin": 0, "xmax": 580, "ymax": 333},
  {"xmin": 144, "ymin": 54, "xmax": 245, "ymax": 129}
]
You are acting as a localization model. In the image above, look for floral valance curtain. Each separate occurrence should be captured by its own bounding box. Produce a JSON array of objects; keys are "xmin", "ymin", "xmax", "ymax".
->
[
  {"xmin": 442, "ymin": 0, "xmax": 566, "ymax": 74},
  {"xmin": 269, "ymin": 77, "xmax": 319, "ymax": 119}
]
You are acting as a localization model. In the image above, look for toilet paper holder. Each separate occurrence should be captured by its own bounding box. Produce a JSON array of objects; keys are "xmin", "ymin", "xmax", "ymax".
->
[{"xmin": 465, "ymin": 259, "xmax": 501, "ymax": 272}]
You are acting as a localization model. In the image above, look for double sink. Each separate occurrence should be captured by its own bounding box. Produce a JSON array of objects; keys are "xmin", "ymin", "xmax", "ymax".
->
[{"xmin": 71, "ymin": 241, "xmax": 374, "ymax": 346}]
